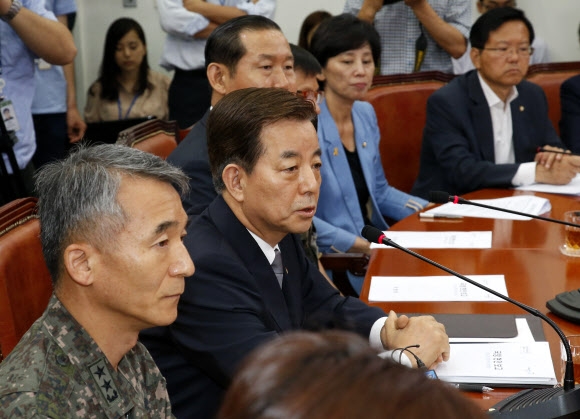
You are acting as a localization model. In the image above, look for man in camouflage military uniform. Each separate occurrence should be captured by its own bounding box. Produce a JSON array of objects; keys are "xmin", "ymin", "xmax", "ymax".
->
[{"xmin": 0, "ymin": 144, "xmax": 195, "ymax": 417}]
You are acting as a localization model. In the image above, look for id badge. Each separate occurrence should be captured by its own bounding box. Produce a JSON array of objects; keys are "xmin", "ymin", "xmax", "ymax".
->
[
  {"xmin": 36, "ymin": 58, "xmax": 52, "ymax": 70},
  {"xmin": 1, "ymin": 99, "xmax": 20, "ymax": 133}
]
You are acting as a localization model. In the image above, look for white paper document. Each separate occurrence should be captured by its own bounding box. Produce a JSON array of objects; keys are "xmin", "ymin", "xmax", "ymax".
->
[
  {"xmin": 368, "ymin": 275, "xmax": 507, "ymax": 302},
  {"xmin": 369, "ymin": 231, "xmax": 492, "ymax": 249},
  {"xmin": 435, "ymin": 341, "xmax": 557, "ymax": 386},
  {"xmin": 421, "ymin": 195, "xmax": 551, "ymax": 220},
  {"xmin": 516, "ymin": 173, "xmax": 580, "ymax": 195}
]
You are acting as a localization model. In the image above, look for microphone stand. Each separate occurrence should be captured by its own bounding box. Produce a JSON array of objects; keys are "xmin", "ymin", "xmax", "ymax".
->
[
  {"xmin": 445, "ymin": 194, "xmax": 580, "ymax": 228},
  {"xmin": 380, "ymin": 236, "xmax": 575, "ymax": 393},
  {"xmin": 362, "ymin": 225, "xmax": 580, "ymax": 417}
]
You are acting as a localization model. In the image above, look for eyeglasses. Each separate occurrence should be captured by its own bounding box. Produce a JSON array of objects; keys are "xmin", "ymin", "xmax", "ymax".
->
[
  {"xmin": 296, "ymin": 90, "xmax": 324, "ymax": 105},
  {"xmin": 481, "ymin": 46, "xmax": 534, "ymax": 57}
]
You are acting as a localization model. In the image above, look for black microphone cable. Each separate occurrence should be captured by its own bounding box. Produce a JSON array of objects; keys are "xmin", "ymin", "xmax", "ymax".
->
[{"xmin": 392, "ymin": 344, "xmax": 426, "ymax": 368}]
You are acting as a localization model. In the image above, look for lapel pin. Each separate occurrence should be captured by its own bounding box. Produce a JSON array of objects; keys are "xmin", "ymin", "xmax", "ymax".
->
[
  {"xmin": 333, "ymin": 147, "xmax": 338, "ymax": 156},
  {"xmin": 519, "ymin": 105, "xmax": 524, "ymax": 112},
  {"xmin": 362, "ymin": 142, "xmax": 367, "ymax": 148}
]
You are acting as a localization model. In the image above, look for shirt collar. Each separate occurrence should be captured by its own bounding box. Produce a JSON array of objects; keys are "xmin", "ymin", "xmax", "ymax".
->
[
  {"xmin": 477, "ymin": 71, "xmax": 519, "ymax": 109},
  {"xmin": 247, "ymin": 229, "xmax": 279, "ymax": 265}
]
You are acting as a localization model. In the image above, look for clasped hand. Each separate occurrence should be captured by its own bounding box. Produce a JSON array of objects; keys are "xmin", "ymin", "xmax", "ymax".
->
[
  {"xmin": 535, "ymin": 145, "xmax": 580, "ymax": 185},
  {"xmin": 381, "ymin": 310, "xmax": 450, "ymax": 369}
]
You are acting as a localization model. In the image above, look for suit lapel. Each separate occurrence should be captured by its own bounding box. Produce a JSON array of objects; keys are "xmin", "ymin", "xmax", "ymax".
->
[
  {"xmin": 467, "ymin": 72, "xmax": 495, "ymax": 163},
  {"xmin": 209, "ymin": 197, "xmax": 293, "ymax": 331},
  {"xmin": 319, "ymin": 102, "xmax": 364, "ymax": 225},
  {"xmin": 510, "ymin": 93, "xmax": 530, "ymax": 162},
  {"xmin": 279, "ymin": 236, "xmax": 303, "ymax": 328}
]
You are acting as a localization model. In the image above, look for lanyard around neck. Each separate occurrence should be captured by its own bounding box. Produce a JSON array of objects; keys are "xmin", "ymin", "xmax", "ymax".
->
[{"xmin": 117, "ymin": 93, "xmax": 139, "ymax": 120}]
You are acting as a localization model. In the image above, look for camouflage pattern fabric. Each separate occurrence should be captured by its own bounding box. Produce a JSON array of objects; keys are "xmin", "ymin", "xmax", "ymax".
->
[{"xmin": 0, "ymin": 295, "xmax": 174, "ymax": 418}]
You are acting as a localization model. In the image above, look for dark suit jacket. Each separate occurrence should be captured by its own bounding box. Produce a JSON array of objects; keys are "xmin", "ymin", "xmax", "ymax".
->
[
  {"xmin": 140, "ymin": 196, "xmax": 384, "ymax": 419},
  {"xmin": 412, "ymin": 70, "xmax": 563, "ymax": 199},
  {"xmin": 166, "ymin": 109, "xmax": 216, "ymax": 216},
  {"xmin": 560, "ymin": 74, "xmax": 580, "ymax": 153}
]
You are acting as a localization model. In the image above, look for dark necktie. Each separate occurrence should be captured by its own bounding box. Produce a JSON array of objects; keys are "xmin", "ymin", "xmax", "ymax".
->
[{"xmin": 272, "ymin": 248, "xmax": 283, "ymax": 288}]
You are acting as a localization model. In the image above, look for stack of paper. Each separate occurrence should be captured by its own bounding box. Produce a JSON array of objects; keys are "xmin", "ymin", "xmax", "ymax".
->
[
  {"xmin": 369, "ymin": 231, "xmax": 492, "ymax": 249},
  {"xmin": 435, "ymin": 341, "xmax": 557, "ymax": 387},
  {"xmin": 368, "ymin": 275, "xmax": 508, "ymax": 302},
  {"xmin": 421, "ymin": 195, "xmax": 551, "ymax": 220}
]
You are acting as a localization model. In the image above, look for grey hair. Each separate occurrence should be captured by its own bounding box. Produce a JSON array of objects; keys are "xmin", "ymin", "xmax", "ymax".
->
[{"xmin": 35, "ymin": 144, "xmax": 189, "ymax": 286}]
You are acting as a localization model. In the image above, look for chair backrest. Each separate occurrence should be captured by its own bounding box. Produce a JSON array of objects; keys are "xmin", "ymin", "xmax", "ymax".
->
[
  {"xmin": 117, "ymin": 119, "xmax": 178, "ymax": 159},
  {"xmin": 0, "ymin": 197, "xmax": 52, "ymax": 358},
  {"xmin": 365, "ymin": 72, "xmax": 454, "ymax": 194},
  {"xmin": 526, "ymin": 62, "xmax": 580, "ymax": 136},
  {"xmin": 83, "ymin": 116, "xmax": 154, "ymax": 145}
]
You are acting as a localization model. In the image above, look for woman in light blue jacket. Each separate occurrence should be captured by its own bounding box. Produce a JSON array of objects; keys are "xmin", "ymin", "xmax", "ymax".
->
[{"xmin": 310, "ymin": 14, "xmax": 427, "ymax": 292}]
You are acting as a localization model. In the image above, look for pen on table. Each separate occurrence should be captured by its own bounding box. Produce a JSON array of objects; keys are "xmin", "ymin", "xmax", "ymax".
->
[
  {"xmin": 419, "ymin": 213, "xmax": 463, "ymax": 220},
  {"xmin": 450, "ymin": 383, "xmax": 493, "ymax": 393},
  {"xmin": 536, "ymin": 147, "xmax": 580, "ymax": 156}
]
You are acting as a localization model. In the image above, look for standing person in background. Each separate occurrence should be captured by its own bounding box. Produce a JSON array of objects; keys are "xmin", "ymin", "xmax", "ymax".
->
[
  {"xmin": 297, "ymin": 10, "xmax": 331, "ymax": 50},
  {"xmin": 343, "ymin": 0, "xmax": 470, "ymax": 75},
  {"xmin": 452, "ymin": 0, "xmax": 550, "ymax": 74},
  {"xmin": 0, "ymin": 0, "xmax": 76, "ymax": 205},
  {"xmin": 31, "ymin": 0, "xmax": 85, "ymax": 168},
  {"xmin": 156, "ymin": 0, "xmax": 275, "ymax": 129},
  {"xmin": 309, "ymin": 14, "xmax": 427, "ymax": 294},
  {"xmin": 344, "ymin": 0, "xmax": 471, "ymax": 74},
  {"xmin": 559, "ymin": 23, "xmax": 580, "ymax": 153},
  {"xmin": 84, "ymin": 18, "xmax": 170, "ymax": 123}
]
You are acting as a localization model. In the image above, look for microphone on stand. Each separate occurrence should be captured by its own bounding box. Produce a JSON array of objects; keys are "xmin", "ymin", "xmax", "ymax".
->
[
  {"xmin": 428, "ymin": 190, "xmax": 580, "ymax": 325},
  {"xmin": 362, "ymin": 225, "xmax": 580, "ymax": 418},
  {"xmin": 428, "ymin": 190, "xmax": 580, "ymax": 228}
]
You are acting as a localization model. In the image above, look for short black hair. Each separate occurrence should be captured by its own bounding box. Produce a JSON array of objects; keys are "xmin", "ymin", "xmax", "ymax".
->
[
  {"xmin": 298, "ymin": 10, "xmax": 332, "ymax": 49},
  {"xmin": 309, "ymin": 13, "xmax": 380, "ymax": 68},
  {"xmin": 207, "ymin": 88, "xmax": 317, "ymax": 192},
  {"xmin": 470, "ymin": 7, "xmax": 534, "ymax": 50},
  {"xmin": 204, "ymin": 15, "xmax": 282, "ymax": 75},
  {"xmin": 290, "ymin": 44, "xmax": 321, "ymax": 77}
]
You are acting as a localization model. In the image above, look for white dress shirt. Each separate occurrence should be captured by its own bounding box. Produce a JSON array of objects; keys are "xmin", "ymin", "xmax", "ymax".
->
[
  {"xmin": 478, "ymin": 72, "xmax": 536, "ymax": 185},
  {"xmin": 156, "ymin": 0, "xmax": 275, "ymax": 71}
]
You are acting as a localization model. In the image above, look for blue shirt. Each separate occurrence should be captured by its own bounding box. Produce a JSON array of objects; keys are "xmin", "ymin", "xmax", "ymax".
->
[
  {"xmin": 31, "ymin": 0, "xmax": 77, "ymax": 115},
  {"xmin": 344, "ymin": 0, "xmax": 471, "ymax": 75},
  {"xmin": 1, "ymin": 0, "xmax": 56, "ymax": 170},
  {"xmin": 314, "ymin": 100, "xmax": 427, "ymax": 253}
]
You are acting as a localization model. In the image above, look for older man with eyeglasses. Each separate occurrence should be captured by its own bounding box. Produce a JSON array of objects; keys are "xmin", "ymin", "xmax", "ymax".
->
[
  {"xmin": 412, "ymin": 7, "xmax": 580, "ymax": 199},
  {"xmin": 452, "ymin": 0, "xmax": 550, "ymax": 74}
]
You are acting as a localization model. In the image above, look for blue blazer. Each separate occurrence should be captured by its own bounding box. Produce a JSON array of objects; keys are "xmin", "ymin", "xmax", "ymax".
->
[
  {"xmin": 314, "ymin": 100, "xmax": 427, "ymax": 254},
  {"xmin": 412, "ymin": 70, "xmax": 563, "ymax": 199},
  {"xmin": 560, "ymin": 74, "xmax": 580, "ymax": 153},
  {"xmin": 167, "ymin": 109, "xmax": 217, "ymax": 216},
  {"xmin": 140, "ymin": 196, "xmax": 385, "ymax": 418}
]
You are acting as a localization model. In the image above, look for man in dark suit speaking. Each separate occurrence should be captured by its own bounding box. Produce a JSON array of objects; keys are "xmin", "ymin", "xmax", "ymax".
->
[
  {"xmin": 412, "ymin": 7, "xmax": 580, "ymax": 199},
  {"xmin": 141, "ymin": 88, "xmax": 449, "ymax": 418}
]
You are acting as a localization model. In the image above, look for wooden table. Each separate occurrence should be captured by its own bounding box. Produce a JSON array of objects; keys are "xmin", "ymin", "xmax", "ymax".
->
[{"xmin": 360, "ymin": 188, "xmax": 580, "ymax": 411}]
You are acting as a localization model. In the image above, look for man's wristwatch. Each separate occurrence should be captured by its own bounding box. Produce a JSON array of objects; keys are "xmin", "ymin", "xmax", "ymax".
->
[{"xmin": 1, "ymin": 0, "xmax": 22, "ymax": 22}]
